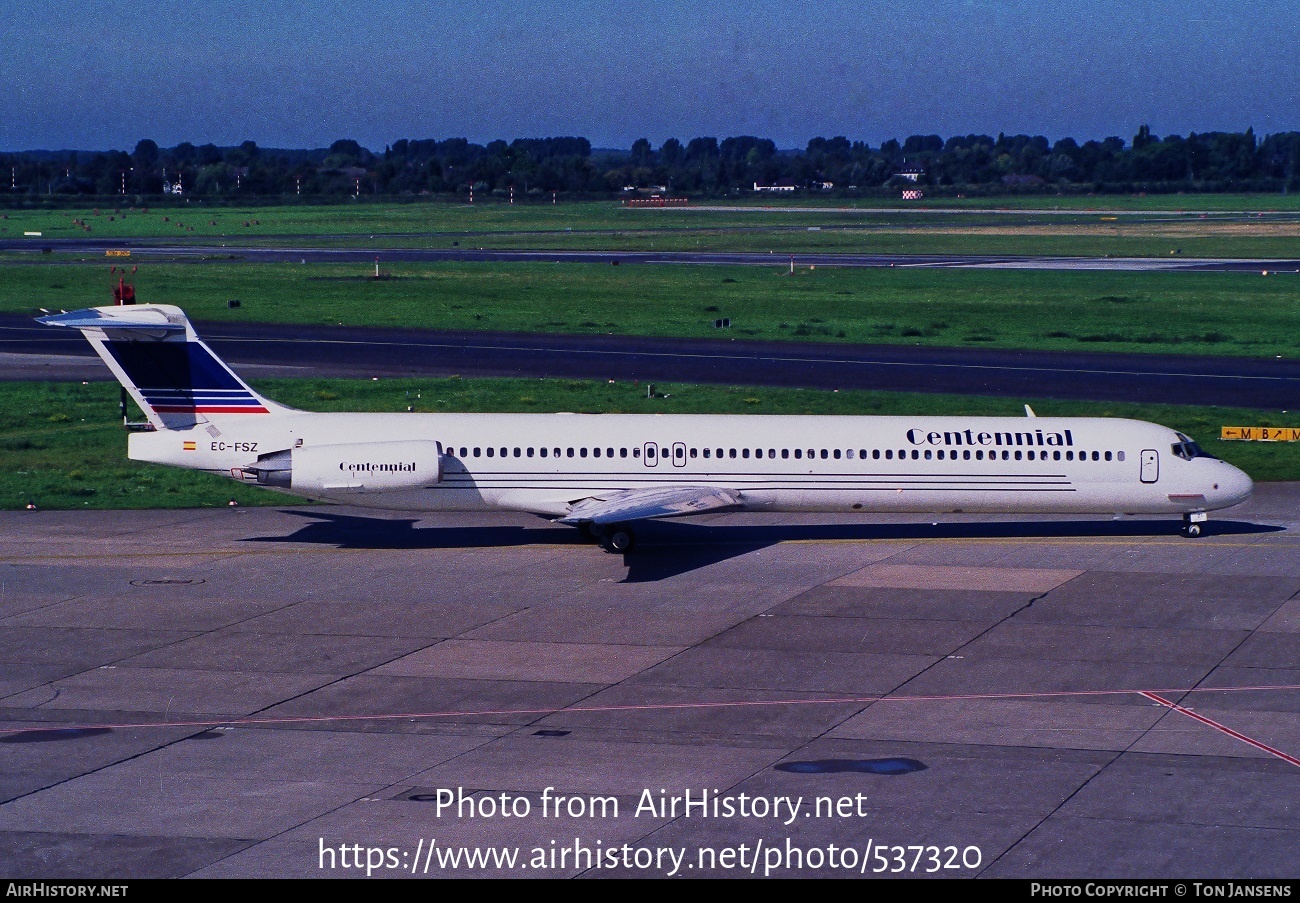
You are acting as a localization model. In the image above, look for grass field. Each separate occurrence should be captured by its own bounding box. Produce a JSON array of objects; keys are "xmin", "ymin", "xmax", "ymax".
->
[
  {"xmin": 4, "ymin": 198, "xmax": 1294, "ymax": 513},
  {"xmin": 3, "ymin": 197, "xmax": 1300, "ymax": 257},
  {"xmin": 1, "ymin": 376, "xmax": 1295, "ymax": 511},
  {"xmin": 4, "ymin": 260, "xmax": 1299, "ymax": 359}
]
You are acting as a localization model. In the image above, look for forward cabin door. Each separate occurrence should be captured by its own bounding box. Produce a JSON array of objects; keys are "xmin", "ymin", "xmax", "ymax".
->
[
  {"xmin": 1140, "ymin": 449, "xmax": 1159, "ymax": 483},
  {"xmin": 643, "ymin": 442, "xmax": 659, "ymax": 467}
]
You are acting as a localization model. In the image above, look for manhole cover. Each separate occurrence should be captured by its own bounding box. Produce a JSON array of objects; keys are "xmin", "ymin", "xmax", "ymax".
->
[{"xmin": 130, "ymin": 578, "xmax": 205, "ymax": 586}]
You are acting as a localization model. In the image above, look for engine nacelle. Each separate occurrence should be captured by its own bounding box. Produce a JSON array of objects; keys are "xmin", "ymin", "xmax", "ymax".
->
[{"xmin": 250, "ymin": 440, "xmax": 443, "ymax": 493}]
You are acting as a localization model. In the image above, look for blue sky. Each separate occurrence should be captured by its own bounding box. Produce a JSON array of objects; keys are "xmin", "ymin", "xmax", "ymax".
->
[{"xmin": 1, "ymin": 0, "xmax": 1295, "ymax": 151}]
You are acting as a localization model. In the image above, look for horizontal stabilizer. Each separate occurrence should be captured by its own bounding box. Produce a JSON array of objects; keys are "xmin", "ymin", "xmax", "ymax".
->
[
  {"xmin": 559, "ymin": 485, "xmax": 743, "ymax": 525},
  {"xmin": 37, "ymin": 307, "xmax": 184, "ymax": 332}
]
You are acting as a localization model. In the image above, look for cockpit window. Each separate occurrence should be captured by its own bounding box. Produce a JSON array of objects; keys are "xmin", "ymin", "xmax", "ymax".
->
[{"xmin": 1172, "ymin": 432, "xmax": 1218, "ymax": 461}]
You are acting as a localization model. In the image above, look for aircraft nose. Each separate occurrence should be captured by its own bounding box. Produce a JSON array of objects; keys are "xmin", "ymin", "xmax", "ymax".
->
[{"xmin": 1216, "ymin": 463, "xmax": 1253, "ymax": 507}]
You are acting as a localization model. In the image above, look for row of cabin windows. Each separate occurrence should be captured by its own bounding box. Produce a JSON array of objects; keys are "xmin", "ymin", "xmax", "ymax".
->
[{"xmin": 453, "ymin": 446, "xmax": 1125, "ymax": 463}]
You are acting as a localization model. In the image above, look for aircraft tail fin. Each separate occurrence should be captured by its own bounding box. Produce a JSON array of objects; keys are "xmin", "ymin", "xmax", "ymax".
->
[{"xmin": 38, "ymin": 304, "xmax": 294, "ymax": 430}]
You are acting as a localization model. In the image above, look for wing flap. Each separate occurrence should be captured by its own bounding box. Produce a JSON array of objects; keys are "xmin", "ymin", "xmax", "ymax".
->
[{"xmin": 559, "ymin": 485, "xmax": 743, "ymax": 525}]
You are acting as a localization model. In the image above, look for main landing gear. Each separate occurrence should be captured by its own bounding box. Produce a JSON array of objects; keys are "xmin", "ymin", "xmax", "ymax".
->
[
  {"xmin": 582, "ymin": 522, "xmax": 636, "ymax": 554},
  {"xmin": 1182, "ymin": 512, "xmax": 1208, "ymax": 538}
]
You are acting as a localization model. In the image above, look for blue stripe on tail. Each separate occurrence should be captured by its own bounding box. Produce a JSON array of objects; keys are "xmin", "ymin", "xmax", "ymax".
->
[{"xmin": 105, "ymin": 340, "xmax": 268, "ymax": 414}]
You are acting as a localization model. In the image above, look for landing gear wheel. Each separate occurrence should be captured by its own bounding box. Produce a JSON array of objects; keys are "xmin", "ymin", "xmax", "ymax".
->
[
  {"xmin": 1182, "ymin": 513, "xmax": 1206, "ymax": 538},
  {"xmin": 1182, "ymin": 522, "xmax": 1203, "ymax": 538},
  {"xmin": 602, "ymin": 525, "xmax": 636, "ymax": 554}
]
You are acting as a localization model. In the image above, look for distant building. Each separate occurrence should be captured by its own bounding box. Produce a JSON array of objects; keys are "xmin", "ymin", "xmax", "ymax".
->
[
  {"xmin": 895, "ymin": 161, "xmax": 926, "ymax": 182},
  {"xmin": 753, "ymin": 180, "xmax": 797, "ymax": 192}
]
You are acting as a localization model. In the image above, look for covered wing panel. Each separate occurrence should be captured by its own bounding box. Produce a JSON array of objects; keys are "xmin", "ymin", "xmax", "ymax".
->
[{"xmin": 559, "ymin": 485, "xmax": 742, "ymax": 525}]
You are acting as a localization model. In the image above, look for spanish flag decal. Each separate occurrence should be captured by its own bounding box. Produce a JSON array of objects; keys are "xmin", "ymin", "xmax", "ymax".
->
[{"xmin": 183, "ymin": 441, "xmax": 197, "ymax": 451}]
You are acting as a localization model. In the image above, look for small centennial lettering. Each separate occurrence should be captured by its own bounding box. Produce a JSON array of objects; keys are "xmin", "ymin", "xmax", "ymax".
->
[{"xmin": 338, "ymin": 461, "xmax": 417, "ymax": 472}]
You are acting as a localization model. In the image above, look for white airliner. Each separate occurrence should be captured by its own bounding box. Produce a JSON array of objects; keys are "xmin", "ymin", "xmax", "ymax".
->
[{"xmin": 40, "ymin": 304, "xmax": 1252, "ymax": 552}]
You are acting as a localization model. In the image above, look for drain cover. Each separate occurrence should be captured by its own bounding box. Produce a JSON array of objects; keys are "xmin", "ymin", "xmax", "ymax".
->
[
  {"xmin": 776, "ymin": 758, "xmax": 928, "ymax": 775},
  {"xmin": 1, "ymin": 727, "xmax": 113, "ymax": 744}
]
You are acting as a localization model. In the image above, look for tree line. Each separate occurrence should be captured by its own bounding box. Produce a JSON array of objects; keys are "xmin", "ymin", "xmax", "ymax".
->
[{"xmin": 2, "ymin": 127, "xmax": 1296, "ymax": 202}]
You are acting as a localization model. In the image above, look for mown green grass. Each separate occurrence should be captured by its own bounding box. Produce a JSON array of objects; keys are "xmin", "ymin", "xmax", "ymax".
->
[
  {"xmin": 5, "ymin": 260, "xmax": 1299, "ymax": 358},
  {"xmin": 3, "ymin": 197, "xmax": 1299, "ymax": 257},
  {"xmin": 1, "ymin": 377, "xmax": 1294, "ymax": 511}
]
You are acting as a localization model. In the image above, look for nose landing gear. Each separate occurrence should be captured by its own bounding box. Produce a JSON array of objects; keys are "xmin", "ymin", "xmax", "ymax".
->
[{"xmin": 1182, "ymin": 512, "xmax": 1207, "ymax": 537}]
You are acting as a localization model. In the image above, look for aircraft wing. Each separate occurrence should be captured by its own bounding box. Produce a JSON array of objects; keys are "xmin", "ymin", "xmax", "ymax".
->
[{"xmin": 558, "ymin": 485, "xmax": 743, "ymax": 525}]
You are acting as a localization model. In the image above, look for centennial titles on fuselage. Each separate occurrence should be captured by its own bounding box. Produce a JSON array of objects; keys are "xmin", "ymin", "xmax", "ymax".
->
[{"xmin": 906, "ymin": 427, "xmax": 1075, "ymax": 448}]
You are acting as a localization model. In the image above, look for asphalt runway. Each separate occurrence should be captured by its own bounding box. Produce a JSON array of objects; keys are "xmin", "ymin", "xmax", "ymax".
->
[
  {"xmin": 4, "ymin": 237, "xmax": 1300, "ymax": 272},
  {"xmin": 2, "ymin": 312, "xmax": 1298, "ymax": 409},
  {"xmin": 0, "ymin": 488, "xmax": 1296, "ymax": 878}
]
